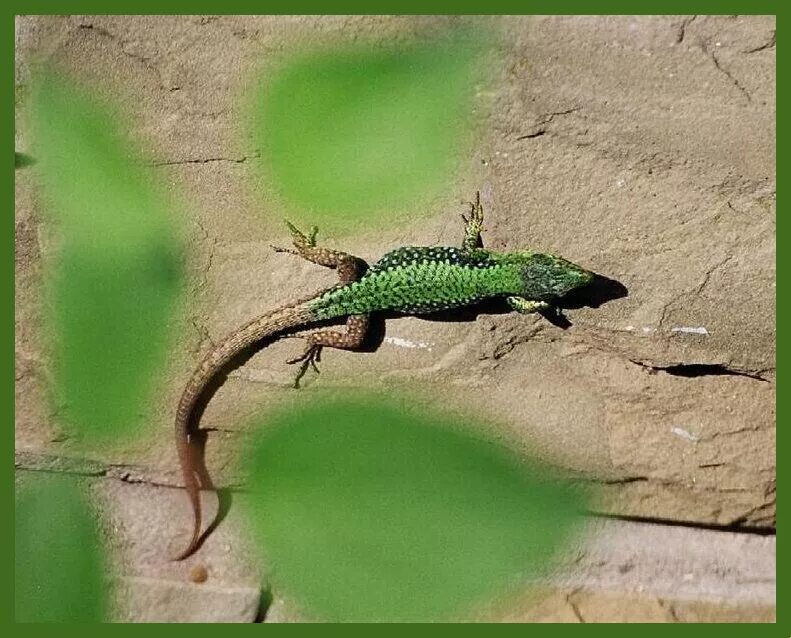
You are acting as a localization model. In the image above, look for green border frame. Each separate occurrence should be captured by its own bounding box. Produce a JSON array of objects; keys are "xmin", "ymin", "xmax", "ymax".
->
[
  {"xmin": 8, "ymin": 4, "xmax": 785, "ymax": 13},
  {"xmin": 11, "ymin": 8, "xmax": 779, "ymax": 630}
]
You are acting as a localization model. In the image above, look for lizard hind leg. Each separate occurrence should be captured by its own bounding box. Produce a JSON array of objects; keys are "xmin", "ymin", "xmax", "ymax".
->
[
  {"xmin": 286, "ymin": 314, "xmax": 370, "ymax": 388},
  {"xmin": 461, "ymin": 191, "xmax": 485, "ymax": 252},
  {"xmin": 271, "ymin": 221, "xmax": 364, "ymax": 284}
]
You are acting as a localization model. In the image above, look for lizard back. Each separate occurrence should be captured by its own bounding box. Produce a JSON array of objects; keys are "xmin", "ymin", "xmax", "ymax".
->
[{"xmin": 308, "ymin": 246, "xmax": 524, "ymax": 317}]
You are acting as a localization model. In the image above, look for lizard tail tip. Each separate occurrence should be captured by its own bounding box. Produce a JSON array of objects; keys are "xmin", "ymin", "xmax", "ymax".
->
[{"xmin": 173, "ymin": 525, "xmax": 202, "ymax": 561}]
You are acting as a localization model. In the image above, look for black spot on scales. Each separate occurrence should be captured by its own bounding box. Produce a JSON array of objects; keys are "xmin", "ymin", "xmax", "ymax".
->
[{"xmin": 369, "ymin": 246, "xmax": 496, "ymax": 273}]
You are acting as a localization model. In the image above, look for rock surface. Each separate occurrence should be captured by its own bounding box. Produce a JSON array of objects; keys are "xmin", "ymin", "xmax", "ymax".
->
[
  {"xmin": 14, "ymin": 466, "xmax": 775, "ymax": 622},
  {"xmin": 15, "ymin": 15, "xmax": 775, "ymax": 622}
]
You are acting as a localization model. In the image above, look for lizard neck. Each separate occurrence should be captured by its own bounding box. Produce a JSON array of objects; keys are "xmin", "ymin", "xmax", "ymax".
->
[{"xmin": 474, "ymin": 251, "xmax": 528, "ymax": 297}]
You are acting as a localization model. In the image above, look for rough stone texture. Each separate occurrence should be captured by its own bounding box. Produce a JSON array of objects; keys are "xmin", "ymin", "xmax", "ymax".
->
[
  {"xmin": 556, "ymin": 518, "xmax": 775, "ymax": 605},
  {"xmin": 113, "ymin": 577, "xmax": 260, "ymax": 623},
  {"xmin": 15, "ymin": 467, "xmax": 773, "ymax": 622},
  {"xmin": 263, "ymin": 515, "xmax": 776, "ymax": 622},
  {"xmin": 265, "ymin": 588, "xmax": 776, "ymax": 623},
  {"xmin": 99, "ymin": 474, "xmax": 265, "ymax": 622},
  {"xmin": 16, "ymin": 15, "xmax": 775, "ymax": 622}
]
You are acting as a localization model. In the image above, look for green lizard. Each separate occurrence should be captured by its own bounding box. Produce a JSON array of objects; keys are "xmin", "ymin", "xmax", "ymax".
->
[{"xmin": 174, "ymin": 193, "xmax": 593, "ymax": 559}]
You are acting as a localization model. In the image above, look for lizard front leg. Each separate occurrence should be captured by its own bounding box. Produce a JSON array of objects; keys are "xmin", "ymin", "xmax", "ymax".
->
[
  {"xmin": 287, "ymin": 314, "xmax": 370, "ymax": 388},
  {"xmin": 461, "ymin": 191, "xmax": 485, "ymax": 253},
  {"xmin": 507, "ymin": 297, "xmax": 549, "ymax": 314}
]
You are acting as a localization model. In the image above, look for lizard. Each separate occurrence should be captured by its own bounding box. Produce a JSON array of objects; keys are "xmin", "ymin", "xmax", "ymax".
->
[{"xmin": 173, "ymin": 193, "xmax": 594, "ymax": 560}]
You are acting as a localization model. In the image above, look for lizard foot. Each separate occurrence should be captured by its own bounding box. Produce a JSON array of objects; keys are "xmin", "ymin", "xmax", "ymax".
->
[
  {"xmin": 507, "ymin": 297, "xmax": 549, "ymax": 314},
  {"xmin": 461, "ymin": 191, "xmax": 485, "ymax": 252},
  {"xmin": 270, "ymin": 221, "xmax": 319, "ymax": 256},
  {"xmin": 461, "ymin": 191, "xmax": 484, "ymax": 226},
  {"xmin": 273, "ymin": 221, "xmax": 362, "ymax": 284},
  {"xmin": 285, "ymin": 220, "xmax": 319, "ymax": 248},
  {"xmin": 286, "ymin": 343, "xmax": 323, "ymax": 388}
]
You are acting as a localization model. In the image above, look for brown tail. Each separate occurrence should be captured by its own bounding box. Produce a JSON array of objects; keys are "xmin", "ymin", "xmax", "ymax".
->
[{"xmin": 173, "ymin": 301, "xmax": 315, "ymax": 560}]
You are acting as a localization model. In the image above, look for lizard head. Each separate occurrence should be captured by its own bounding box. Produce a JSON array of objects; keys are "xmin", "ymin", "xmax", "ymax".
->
[{"xmin": 512, "ymin": 252, "xmax": 594, "ymax": 300}]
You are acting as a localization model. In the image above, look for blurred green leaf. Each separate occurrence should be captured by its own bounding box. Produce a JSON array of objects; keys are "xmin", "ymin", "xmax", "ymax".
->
[
  {"xmin": 30, "ymin": 70, "xmax": 182, "ymax": 442},
  {"xmin": 15, "ymin": 474, "xmax": 105, "ymax": 622},
  {"xmin": 244, "ymin": 397, "xmax": 586, "ymax": 622},
  {"xmin": 252, "ymin": 34, "xmax": 483, "ymax": 226},
  {"xmin": 15, "ymin": 152, "xmax": 35, "ymax": 168}
]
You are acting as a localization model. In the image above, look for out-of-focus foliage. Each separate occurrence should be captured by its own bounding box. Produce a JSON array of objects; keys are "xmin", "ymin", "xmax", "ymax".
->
[
  {"xmin": 30, "ymin": 70, "xmax": 183, "ymax": 443},
  {"xmin": 15, "ymin": 475, "xmax": 106, "ymax": 622},
  {"xmin": 251, "ymin": 31, "xmax": 484, "ymax": 228},
  {"xmin": 244, "ymin": 397, "xmax": 587, "ymax": 622},
  {"xmin": 15, "ymin": 151, "xmax": 35, "ymax": 168}
]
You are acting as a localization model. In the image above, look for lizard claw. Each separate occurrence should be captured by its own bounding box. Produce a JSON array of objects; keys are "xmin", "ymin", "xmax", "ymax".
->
[
  {"xmin": 286, "ymin": 344, "xmax": 322, "ymax": 388},
  {"xmin": 284, "ymin": 220, "xmax": 319, "ymax": 248},
  {"xmin": 270, "ymin": 244, "xmax": 298, "ymax": 255},
  {"xmin": 284, "ymin": 219, "xmax": 302, "ymax": 235},
  {"xmin": 467, "ymin": 194, "xmax": 484, "ymax": 223},
  {"xmin": 461, "ymin": 191, "xmax": 485, "ymax": 251}
]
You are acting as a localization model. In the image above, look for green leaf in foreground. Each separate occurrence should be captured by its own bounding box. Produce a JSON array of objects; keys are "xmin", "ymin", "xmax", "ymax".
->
[
  {"xmin": 245, "ymin": 398, "xmax": 586, "ymax": 622},
  {"xmin": 15, "ymin": 151, "xmax": 35, "ymax": 168},
  {"xmin": 15, "ymin": 474, "xmax": 105, "ymax": 622},
  {"xmin": 30, "ymin": 70, "xmax": 182, "ymax": 442},
  {"xmin": 252, "ymin": 34, "xmax": 483, "ymax": 225}
]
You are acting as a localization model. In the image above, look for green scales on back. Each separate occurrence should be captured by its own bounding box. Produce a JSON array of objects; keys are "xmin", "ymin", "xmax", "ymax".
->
[{"xmin": 308, "ymin": 246, "xmax": 592, "ymax": 319}]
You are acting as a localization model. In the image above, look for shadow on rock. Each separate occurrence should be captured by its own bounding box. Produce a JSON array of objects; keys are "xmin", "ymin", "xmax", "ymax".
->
[
  {"xmin": 558, "ymin": 272, "xmax": 629, "ymax": 310},
  {"xmin": 386, "ymin": 272, "xmax": 629, "ymax": 331},
  {"xmin": 541, "ymin": 273, "xmax": 629, "ymax": 328}
]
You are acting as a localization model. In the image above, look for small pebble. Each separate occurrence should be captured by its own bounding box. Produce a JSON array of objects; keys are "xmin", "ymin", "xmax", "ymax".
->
[{"xmin": 189, "ymin": 565, "xmax": 209, "ymax": 584}]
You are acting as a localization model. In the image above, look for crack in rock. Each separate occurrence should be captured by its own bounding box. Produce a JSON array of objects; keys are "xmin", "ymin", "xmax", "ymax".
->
[
  {"xmin": 708, "ymin": 47, "xmax": 752, "ymax": 103},
  {"xmin": 15, "ymin": 456, "xmax": 175, "ymax": 489},
  {"xmin": 192, "ymin": 216, "xmax": 218, "ymax": 293},
  {"xmin": 659, "ymin": 599, "xmax": 681, "ymax": 622},
  {"xmin": 77, "ymin": 22, "xmax": 154, "ymax": 66},
  {"xmin": 564, "ymin": 329, "xmax": 774, "ymax": 384},
  {"xmin": 76, "ymin": 21, "xmax": 189, "ymax": 95},
  {"xmin": 149, "ymin": 155, "xmax": 253, "ymax": 167},
  {"xmin": 16, "ymin": 450, "xmax": 247, "ymax": 491},
  {"xmin": 516, "ymin": 129, "xmax": 546, "ymax": 140},
  {"xmin": 742, "ymin": 30, "xmax": 776, "ymax": 54},
  {"xmin": 537, "ymin": 107, "xmax": 580, "ymax": 125},
  {"xmin": 698, "ymin": 424, "xmax": 766, "ymax": 441},
  {"xmin": 675, "ymin": 15, "xmax": 697, "ymax": 44},
  {"xmin": 189, "ymin": 316, "xmax": 214, "ymax": 354},
  {"xmin": 600, "ymin": 475, "xmax": 650, "ymax": 485},
  {"xmin": 517, "ymin": 107, "xmax": 580, "ymax": 141},
  {"xmin": 693, "ymin": 254, "xmax": 733, "ymax": 297},
  {"xmin": 726, "ymin": 494, "xmax": 776, "ymax": 527},
  {"xmin": 565, "ymin": 590, "xmax": 586, "ymax": 623}
]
